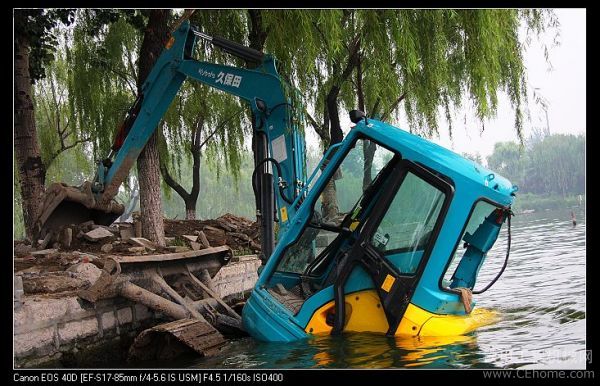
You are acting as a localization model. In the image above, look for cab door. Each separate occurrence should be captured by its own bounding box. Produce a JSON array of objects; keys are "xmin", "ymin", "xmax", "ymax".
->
[{"xmin": 331, "ymin": 159, "xmax": 454, "ymax": 336}]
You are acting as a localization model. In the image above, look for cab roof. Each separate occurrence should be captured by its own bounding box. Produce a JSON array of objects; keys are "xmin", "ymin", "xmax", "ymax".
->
[{"xmin": 354, "ymin": 119, "xmax": 516, "ymax": 205}]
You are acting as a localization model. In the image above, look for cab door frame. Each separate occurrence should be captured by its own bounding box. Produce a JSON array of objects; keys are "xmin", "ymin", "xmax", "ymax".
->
[{"xmin": 331, "ymin": 159, "xmax": 455, "ymax": 336}]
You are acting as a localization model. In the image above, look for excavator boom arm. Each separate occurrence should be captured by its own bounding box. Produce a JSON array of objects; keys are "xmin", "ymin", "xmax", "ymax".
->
[{"xmin": 38, "ymin": 20, "xmax": 306, "ymax": 260}]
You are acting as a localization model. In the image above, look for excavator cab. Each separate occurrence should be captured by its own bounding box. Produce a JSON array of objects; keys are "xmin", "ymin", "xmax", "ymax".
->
[{"xmin": 242, "ymin": 115, "xmax": 517, "ymax": 342}]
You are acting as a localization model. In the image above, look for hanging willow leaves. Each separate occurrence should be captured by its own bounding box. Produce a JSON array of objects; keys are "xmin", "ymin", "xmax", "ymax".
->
[{"xmin": 23, "ymin": 9, "xmax": 558, "ymax": 228}]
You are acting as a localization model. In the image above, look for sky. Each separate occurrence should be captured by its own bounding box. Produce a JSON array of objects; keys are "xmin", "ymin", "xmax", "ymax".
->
[{"xmin": 305, "ymin": 9, "xmax": 586, "ymax": 163}]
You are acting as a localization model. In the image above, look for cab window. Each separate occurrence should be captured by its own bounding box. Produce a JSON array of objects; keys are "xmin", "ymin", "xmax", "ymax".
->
[{"xmin": 370, "ymin": 172, "xmax": 445, "ymax": 274}]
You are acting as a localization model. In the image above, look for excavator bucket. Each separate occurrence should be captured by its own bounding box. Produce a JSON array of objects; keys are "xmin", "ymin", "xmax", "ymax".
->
[{"xmin": 35, "ymin": 181, "xmax": 124, "ymax": 240}]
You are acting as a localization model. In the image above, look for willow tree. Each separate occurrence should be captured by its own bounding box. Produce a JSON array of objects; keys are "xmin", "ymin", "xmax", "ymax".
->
[
  {"xmin": 158, "ymin": 10, "xmax": 249, "ymax": 220},
  {"xmin": 66, "ymin": 10, "xmax": 173, "ymax": 245},
  {"xmin": 14, "ymin": 9, "xmax": 75, "ymax": 239},
  {"xmin": 34, "ymin": 39, "xmax": 94, "ymax": 185},
  {"xmin": 260, "ymin": 10, "xmax": 556, "ymax": 219}
]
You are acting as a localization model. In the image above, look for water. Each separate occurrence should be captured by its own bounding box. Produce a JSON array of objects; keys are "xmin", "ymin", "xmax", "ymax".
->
[{"xmin": 183, "ymin": 207, "xmax": 586, "ymax": 369}]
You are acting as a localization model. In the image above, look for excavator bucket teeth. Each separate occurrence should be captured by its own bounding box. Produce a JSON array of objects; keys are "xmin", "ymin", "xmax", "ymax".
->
[{"xmin": 35, "ymin": 182, "xmax": 124, "ymax": 239}]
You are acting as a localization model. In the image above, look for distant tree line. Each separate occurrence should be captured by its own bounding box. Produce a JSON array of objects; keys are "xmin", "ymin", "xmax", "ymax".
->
[{"xmin": 485, "ymin": 133, "xmax": 585, "ymax": 197}]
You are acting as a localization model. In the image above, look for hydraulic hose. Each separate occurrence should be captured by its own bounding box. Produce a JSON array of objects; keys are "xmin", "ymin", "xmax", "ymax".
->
[
  {"xmin": 251, "ymin": 157, "xmax": 295, "ymax": 206},
  {"xmin": 472, "ymin": 211, "xmax": 512, "ymax": 295}
]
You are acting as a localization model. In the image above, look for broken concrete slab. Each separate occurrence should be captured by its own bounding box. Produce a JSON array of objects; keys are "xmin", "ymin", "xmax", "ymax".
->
[
  {"xmin": 83, "ymin": 227, "xmax": 114, "ymax": 242},
  {"xmin": 30, "ymin": 248, "xmax": 59, "ymax": 257},
  {"xmin": 190, "ymin": 241, "xmax": 202, "ymax": 251},
  {"xmin": 100, "ymin": 243, "xmax": 114, "ymax": 253},
  {"xmin": 182, "ymin": 235, "xmax": 198, "ymax": 243},
  {"xmin": 66, "ymin": 262, "xmax": 102, "ymax": 286},
  {"xmin": 127, "ymin": 246, "xmax": 145, "ymax": 254},
  {"xmin": 129, "ymin": 237, "xmax": 157, "ymax": 251},
  {"xmin": 195, "ymin": 231, "xmax": 211, "ymax": 248},
  {"xmin": 91, "ymin": 224, "xmax": 119, "ymax": 234}
]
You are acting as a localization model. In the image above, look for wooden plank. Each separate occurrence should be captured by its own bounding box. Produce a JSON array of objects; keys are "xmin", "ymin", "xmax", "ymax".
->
[
  {"xmin": 109, "ymin": 245, "xmax": 231, "ymax": 264},
  {"xmin": 185, "ymin": 265, "xmax": 241, "ymax": 320}
]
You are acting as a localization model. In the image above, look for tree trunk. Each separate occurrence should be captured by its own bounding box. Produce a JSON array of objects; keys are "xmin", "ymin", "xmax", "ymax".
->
[
  {"xmin": 135, "ymin": 10, "xmax": 170, "ymax": 246},
  {"xmin": 320, "ymin": 41, "xmax": 361, "ymax": 219},
  {"xmin": 355, "ymin": 54, "xmax": 377, "ymax": 191},
  {"xmin": 185, "ymin": 205, "xmax": 196, "ymax": 220},
  {"xmin": 15, "ymin": 34, "xmax": 46, "ymax": 240},
  {"xmin": 159, "ymin": 115, "xmax": 204, "ymax": 221}
]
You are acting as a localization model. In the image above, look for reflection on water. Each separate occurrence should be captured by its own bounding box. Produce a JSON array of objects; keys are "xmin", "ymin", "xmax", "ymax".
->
[{"xmin": 184, "ymin": 208, "xmax": 586, "ymax": 369}]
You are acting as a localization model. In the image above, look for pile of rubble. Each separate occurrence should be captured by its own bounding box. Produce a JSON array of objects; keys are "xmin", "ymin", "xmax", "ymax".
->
[
  {"xmin": 164, "ymin": 213, "xmax": 261, "ymax": 254},
  {"xmin": 13, "ymin": 213, "xmax": 260, "ymax": 297}
]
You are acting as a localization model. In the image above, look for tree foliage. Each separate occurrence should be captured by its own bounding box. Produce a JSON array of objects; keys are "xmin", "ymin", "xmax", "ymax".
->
[
  {"xmin": 17, "ymin": 9, "xmax": 560, "ymax": 233},
  {"xmin": 14, "ymin": 9, "xmax": 76, "ymax": 82}
]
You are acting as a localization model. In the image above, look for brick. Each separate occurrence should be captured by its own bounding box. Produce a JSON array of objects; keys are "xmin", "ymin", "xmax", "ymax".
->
[
  {"xmin": 101, "ymin": 311, "xmax": 116, "ymax": 330},
  {"xmin": 58, "ymin": 317, "xmax": 98, "ymax": 343},
  {"xmin": 18, "ymin": 297, "xmax": 80, "ymax": 327},
  {"xmin": 117, "ymin": 307, "xmax": 132, "ymax": 325},
  {"xmin": 134, "ymin": 304, "xmax": 152, "ymax": 322},
  {"xmin": 13, "ymin": 327, "xmax": 55, "ymax": 357}
]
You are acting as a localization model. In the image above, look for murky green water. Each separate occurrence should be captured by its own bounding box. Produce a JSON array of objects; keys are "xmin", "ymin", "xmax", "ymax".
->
[{"xmin": 182, "ymin": 207, "xmax": 586, "ymax": 369}]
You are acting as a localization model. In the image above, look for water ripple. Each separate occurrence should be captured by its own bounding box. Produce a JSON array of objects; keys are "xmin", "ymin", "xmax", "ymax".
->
[{"xmin": 186, "ymin": 208, "xmax": 586, "ymax": 369}]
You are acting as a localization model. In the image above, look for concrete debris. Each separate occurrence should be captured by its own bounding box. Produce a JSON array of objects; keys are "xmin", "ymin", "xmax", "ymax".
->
[
  {"xmin": 182, "ymin": 235, "xmax": 198, "ymax": 243},
  {"xmin": 66, "ymin": 262, "xmax": 103, "ymax": 286},
  {"xmin": 165, "ymin": 214, "xmax": 259, "ymax": 254},
  {"xmin": 190, "ymin": 241, "xmax": 202, "ymax": 251},
  {"xmin": 127, "ymin": 246, "xmax": 145, "ymax": 254},
  {"xmin": 195, "ymin": 231, "xmax": 210, "ymax": 248},
  {"xmin": 83, "ymin": 227, "xmax": 115, "ymax": 242},
  {"xmin": 31, "ymin": 248, "xmax": 59, "ymax": 257},
  {"xmin": 100, "ymin": 243, "xmax": 114, "ymax": 253},
  {"xmin": 72, "ymin": 251, "xmax": 101, "ymax": 263},
  {"xmin": 91, "ymin": 224, "xmax": 119, "ymax": 234},
  {"xmin": 14, "ymin": 243, "xmax": 34, "ymax": 257},
  {"xmin": 79, "ymin": 220, "xmax": 95, "ymax": 231},
  {"xmin": 129, "ymin": 237, "xmax": 157, "ymax": 252}
]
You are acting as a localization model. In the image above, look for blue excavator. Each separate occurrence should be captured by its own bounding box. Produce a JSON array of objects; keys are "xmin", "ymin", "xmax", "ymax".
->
[{"xmin": 36, "ymin": 20, "xmax": 517, "ymax": 343}]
